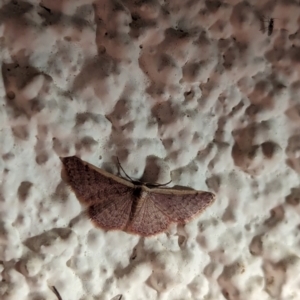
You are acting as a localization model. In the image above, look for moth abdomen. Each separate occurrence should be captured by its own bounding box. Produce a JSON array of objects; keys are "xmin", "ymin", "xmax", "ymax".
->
[{"xmin": 129, "ymin": 187, "xmax": 143, "ymax": 221}]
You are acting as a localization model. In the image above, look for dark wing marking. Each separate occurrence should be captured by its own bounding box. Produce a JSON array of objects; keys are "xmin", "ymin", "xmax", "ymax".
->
[
  {"xmin": 60, "ymin": 156, "xmax": 133, "ymax": 205},
  {"xmin": 148, "ymin": 190, "xmax": 215, "ymax": 223}
]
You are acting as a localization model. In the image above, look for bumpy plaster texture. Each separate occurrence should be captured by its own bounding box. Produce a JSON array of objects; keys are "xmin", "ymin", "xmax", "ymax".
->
[{"xmin": 0, "ymin": 0, "xmax": 300, "ymax": 299}]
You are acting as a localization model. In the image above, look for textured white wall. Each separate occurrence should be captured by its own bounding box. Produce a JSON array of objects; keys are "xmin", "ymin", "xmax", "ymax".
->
[{"xmin": 0, "ymin": 0, "xmax": 300, "ymax": 299}]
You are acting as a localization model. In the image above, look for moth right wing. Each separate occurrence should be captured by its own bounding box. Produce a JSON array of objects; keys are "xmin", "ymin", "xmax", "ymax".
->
[
  {"xmin": 126, "ymin": 189, "xmax": 215, "ymax": 236},
  {"xmin": 147, "ymin": 189, "xmax": 215, "ymax": 223}
]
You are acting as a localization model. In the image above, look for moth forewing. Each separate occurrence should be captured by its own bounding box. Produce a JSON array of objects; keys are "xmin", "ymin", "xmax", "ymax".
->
[
  {"xmin": 81, "ymin": 158, "xmax": 136, "ymax": 188},
  {"xmin": 143, "ymin": 186, "xmax": 216, "ymax": 222},
  {"xmin": 143, "ymin": 185, "xmax": 212, "ymax": 194}
]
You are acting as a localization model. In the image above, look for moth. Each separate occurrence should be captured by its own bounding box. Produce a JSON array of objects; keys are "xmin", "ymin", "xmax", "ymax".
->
[{"xmin": 60, "ymin": 156, "xmax": 215, "ymax": 236}]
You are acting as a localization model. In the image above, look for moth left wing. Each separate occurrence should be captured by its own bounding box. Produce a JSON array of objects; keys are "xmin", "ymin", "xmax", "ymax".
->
[
  {"xmin": 88, "ymin": 191, "xmax": 133, "ymax": 231},
  {"xmin": 60, "ymin": 156, "xmax": 134, "ymax": 205}
]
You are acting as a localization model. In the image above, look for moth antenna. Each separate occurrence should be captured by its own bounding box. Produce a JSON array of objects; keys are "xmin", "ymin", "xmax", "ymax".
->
[
  {"xmin": 151, "ymin": 179, "xmax": 173, "ymax": 187},
  {"xmin": 116, "ymin": 157, "xmax": 134, "ymax": 181},
  {"xmin": 51, "ymin": 286, "xmax": 62, "ymax": 300}
]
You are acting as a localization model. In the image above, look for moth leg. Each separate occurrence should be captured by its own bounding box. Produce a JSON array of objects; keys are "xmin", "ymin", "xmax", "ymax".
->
[{"xmin": 149, "ymin": 179, "xmax": 172, "ymax": 187}]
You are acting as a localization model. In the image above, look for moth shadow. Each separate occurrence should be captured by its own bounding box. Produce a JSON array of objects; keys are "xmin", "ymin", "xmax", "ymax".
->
[
  {"xmin": 111, "ymin": 155, "xmax": 195, "ymax": 190},
  {"xmin": 142, "ymin": 155, "xmax": 169, "ymax": 184},
  {"xmin": 167, "ymin": 185, "xmax": 195, "ymax": 191},
  {"xmin": 110, "ymin": 155, "xmax": 172, "ymax": 186}
]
